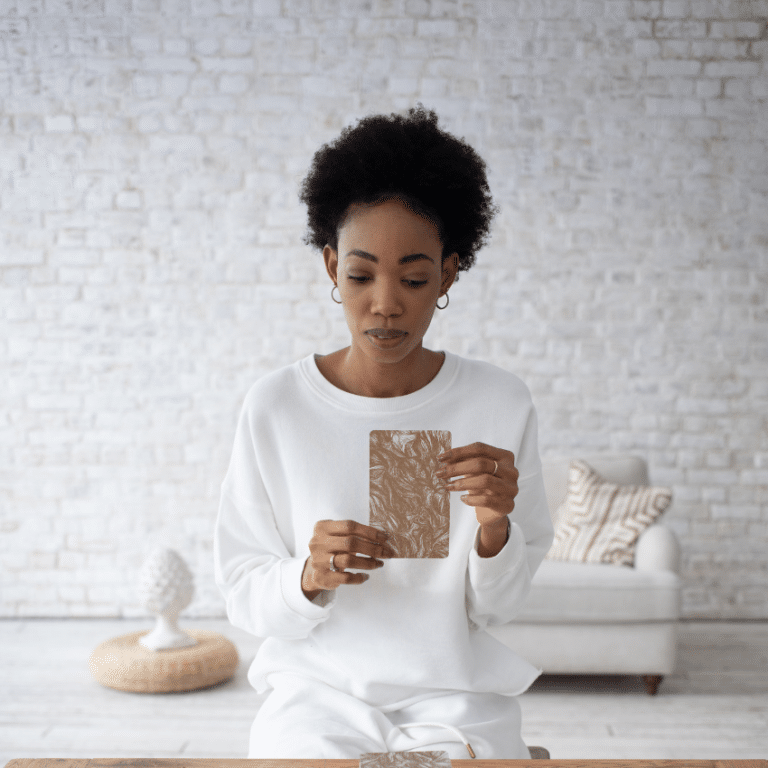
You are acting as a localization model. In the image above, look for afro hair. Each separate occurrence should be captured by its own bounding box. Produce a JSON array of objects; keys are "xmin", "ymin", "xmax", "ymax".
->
[{"xmin": 299, "ymin": 104, "xmax": 498, "ymax": 284}]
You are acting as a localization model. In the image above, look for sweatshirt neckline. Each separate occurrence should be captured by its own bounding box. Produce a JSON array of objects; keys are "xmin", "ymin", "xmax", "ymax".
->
[{"xmin": 300, "ymin": 349, "xmax": 459, "ymax": 413}]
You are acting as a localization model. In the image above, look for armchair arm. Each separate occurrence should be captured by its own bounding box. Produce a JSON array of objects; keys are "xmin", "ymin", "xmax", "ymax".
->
[{"xmin": 634, "ymin": 522, "xmax": 681, "ymax": 573}]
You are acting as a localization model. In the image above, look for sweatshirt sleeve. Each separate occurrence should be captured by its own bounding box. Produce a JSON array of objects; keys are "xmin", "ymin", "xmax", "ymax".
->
[
  {"xmin": 213, "ymin": 388, "xmax": 337, "ymax": 640},
  {"xmin": 464, "ymin": 403, "xmax": 555, "ymax": 630}
]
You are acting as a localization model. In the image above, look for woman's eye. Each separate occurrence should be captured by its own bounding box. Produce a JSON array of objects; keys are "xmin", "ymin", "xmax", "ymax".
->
[{"xmin": 347, "ymin": 276, "xmax": 428, "ymax": 288}]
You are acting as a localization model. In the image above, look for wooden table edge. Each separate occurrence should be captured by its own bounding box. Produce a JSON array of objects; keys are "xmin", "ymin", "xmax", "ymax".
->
[{"xmin": 4, "ymin": 759, "xmax": 768, "ymax": 768}]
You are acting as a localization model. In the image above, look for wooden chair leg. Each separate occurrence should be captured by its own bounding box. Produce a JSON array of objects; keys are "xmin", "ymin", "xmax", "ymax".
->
[{"xmin": 642, "ymin": 674, "xmax": 663, "ymax": 695}]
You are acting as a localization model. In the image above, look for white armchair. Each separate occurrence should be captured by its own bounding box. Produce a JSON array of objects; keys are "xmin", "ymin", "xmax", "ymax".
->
[{"xmin": 485, "ymin": 454, "xmax": 682, "ymax": 695}]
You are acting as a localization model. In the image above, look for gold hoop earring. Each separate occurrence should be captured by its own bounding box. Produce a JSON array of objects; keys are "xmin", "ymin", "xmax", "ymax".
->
[
  {"xmin": 436, "ymin": 293, "xmax": 449, "ymax": 310},
  {"xmin": 331, "ymin": 284, "xmax": 342, "ymax": 304}
]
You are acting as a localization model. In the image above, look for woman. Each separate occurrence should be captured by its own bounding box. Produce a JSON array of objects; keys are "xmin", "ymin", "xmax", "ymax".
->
[{"xmin": 213, "ymin": 105, "xmax": 554, "ymax": 760}]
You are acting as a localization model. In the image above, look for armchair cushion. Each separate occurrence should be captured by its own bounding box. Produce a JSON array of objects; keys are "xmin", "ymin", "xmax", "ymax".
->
[
  {"xmin": 546, "ymin": 459, "xmax": 672, "ymax": 566},
  {"xmin": 515, "ymin": 558, "xmax": 681, "ymax": 622}
]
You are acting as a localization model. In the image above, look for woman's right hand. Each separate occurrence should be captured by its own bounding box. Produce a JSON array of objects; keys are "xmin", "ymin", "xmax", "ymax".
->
[{"xmin": 301, "ymin": 519, "xmax": 396, "ymax": 593}]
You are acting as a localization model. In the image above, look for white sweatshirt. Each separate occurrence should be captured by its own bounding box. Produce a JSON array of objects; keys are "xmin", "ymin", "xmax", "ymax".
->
[{"xmin": 214, "ymin": 349, "xmax": 555, "ymax": 713}]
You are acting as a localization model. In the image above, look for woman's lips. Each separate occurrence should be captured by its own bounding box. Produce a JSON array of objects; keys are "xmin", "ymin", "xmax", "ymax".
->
[
  {"xmin": 366, "ymin": 330, "xmax": 407, "ymax": 338},
  {"xmin": 366, "ymin": 332, "xmax": 408, "ymax": 348}
]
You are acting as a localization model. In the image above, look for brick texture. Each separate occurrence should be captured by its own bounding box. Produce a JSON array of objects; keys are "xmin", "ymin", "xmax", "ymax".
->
[{"xmin": 1, "ymin": 0, "xmax": 766, "ymax": 619}]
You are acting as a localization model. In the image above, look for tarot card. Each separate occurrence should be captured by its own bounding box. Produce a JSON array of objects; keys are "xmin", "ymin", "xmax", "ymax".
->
[{"xmin": 369, "ymin": 430, "xmax": 451, "ymax": 558}]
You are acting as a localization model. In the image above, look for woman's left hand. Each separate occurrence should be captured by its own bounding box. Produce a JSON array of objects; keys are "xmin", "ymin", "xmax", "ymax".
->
[{"xmin": 437, "ymin": 442, "xmax": 519, "ymax": 528}]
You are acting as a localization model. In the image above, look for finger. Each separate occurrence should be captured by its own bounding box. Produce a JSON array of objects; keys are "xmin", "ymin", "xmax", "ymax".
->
[
  {"xmin": 331, "ymin": 519, "xmax": 391, "ymax": 546},
  {"xmin": 439, "ymin": 442, "xmax": 491, "ymax": 464},
  {"xmin": 440, "ymin": 457, "xmax": 496, "ymax": 481},
  {"xmin": 339, "ymin": 535, "xmax": 396, "ymax": 560},
  {"xmin": 459, "ymin": 493, "xmax": 494, "ymax": 505},
  {"xmin": 452, "ymin": 480, "xmax": 496, "ymax": 498},
  {"xmin": 443, "ymin": 473, "xmax": 503, "ymax": 491},
  {"xmin": 439, "ymin": 443, "xmax": 503, "ymax": 472},
  {"xmin": 460, "ymin": 489, "xmax": 504, "ymax": 510},
  {"xmin": 333, "ymin": 566, "xmax": 372, "ymax": 586},
  {"xmin": 334, "ymin": 553, "xmax": 385, "ymax": 571}
]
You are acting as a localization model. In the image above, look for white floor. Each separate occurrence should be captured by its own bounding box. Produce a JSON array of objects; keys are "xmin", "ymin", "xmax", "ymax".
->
[{"xmin": 1, "ymin": 619, "xmax": 767, "ymax": 764}]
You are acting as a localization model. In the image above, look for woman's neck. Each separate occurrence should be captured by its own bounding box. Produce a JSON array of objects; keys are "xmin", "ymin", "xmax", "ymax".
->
[{"xmin": 317, "ymin": 346, "xmax": 445, "ymax": 398}]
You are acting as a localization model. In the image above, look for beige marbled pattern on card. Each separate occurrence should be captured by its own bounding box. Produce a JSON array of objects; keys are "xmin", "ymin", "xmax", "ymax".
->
[
  {"xmin": 360, "ymin": 750, "xmax": 452, "ymax": 768},
  {"xmin": 369, "ymin": 430, "xmax": 451, "ymax": 559}
]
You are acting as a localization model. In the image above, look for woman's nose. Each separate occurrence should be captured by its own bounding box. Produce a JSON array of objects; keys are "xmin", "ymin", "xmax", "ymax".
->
[{"xmin": 370, "ymin": 283, "xmax": 405, "ymax": 312}]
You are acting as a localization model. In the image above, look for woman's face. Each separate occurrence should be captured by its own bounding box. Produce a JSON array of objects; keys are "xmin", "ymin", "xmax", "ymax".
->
[{"xmin": 324, "ymin": 197, "xmax": 458, "ymax": 364}]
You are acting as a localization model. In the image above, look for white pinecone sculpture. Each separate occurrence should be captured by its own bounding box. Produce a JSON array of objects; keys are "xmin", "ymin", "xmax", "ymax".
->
[{"xmin": 137, "ymin": 547, "xmax": 198, "ymax": 651}]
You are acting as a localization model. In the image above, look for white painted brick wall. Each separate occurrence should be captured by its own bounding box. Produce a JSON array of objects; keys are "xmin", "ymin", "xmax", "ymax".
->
[{"xmin": 1, "ymin": 0, "xmax": 766, "ymax": 619}]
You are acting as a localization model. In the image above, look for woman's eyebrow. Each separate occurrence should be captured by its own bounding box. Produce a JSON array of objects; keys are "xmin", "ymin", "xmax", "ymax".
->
[{"xmin": 346, "ymin": 249, "xmax": 435, "ymax": 265}]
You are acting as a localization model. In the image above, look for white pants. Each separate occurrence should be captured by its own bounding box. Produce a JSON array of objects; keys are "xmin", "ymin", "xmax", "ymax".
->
[{"xmin": 248, "ymin": 673, "xmax": 530, "ymax": 759}]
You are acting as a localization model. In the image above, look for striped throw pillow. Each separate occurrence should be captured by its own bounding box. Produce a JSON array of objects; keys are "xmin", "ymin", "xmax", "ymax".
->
[{"xmin": 546, "ymin": 459, "xmax": 672, "ymax": 566}]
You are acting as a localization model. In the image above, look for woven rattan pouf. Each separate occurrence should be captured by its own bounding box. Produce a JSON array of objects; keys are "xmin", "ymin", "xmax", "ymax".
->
[{"xmin": 89, "ymin": 629, "xmax": 239, "ymax": 693}]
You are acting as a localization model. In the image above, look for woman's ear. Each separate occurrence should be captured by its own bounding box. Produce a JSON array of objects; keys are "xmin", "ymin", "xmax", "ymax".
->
[
  {"xmin": 323, "ymin": 244, "xmax": 338, "ymax": 283},
  {"xmin": 441, "ymin": 252, "xmax": 459, "ymax": 292}
]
